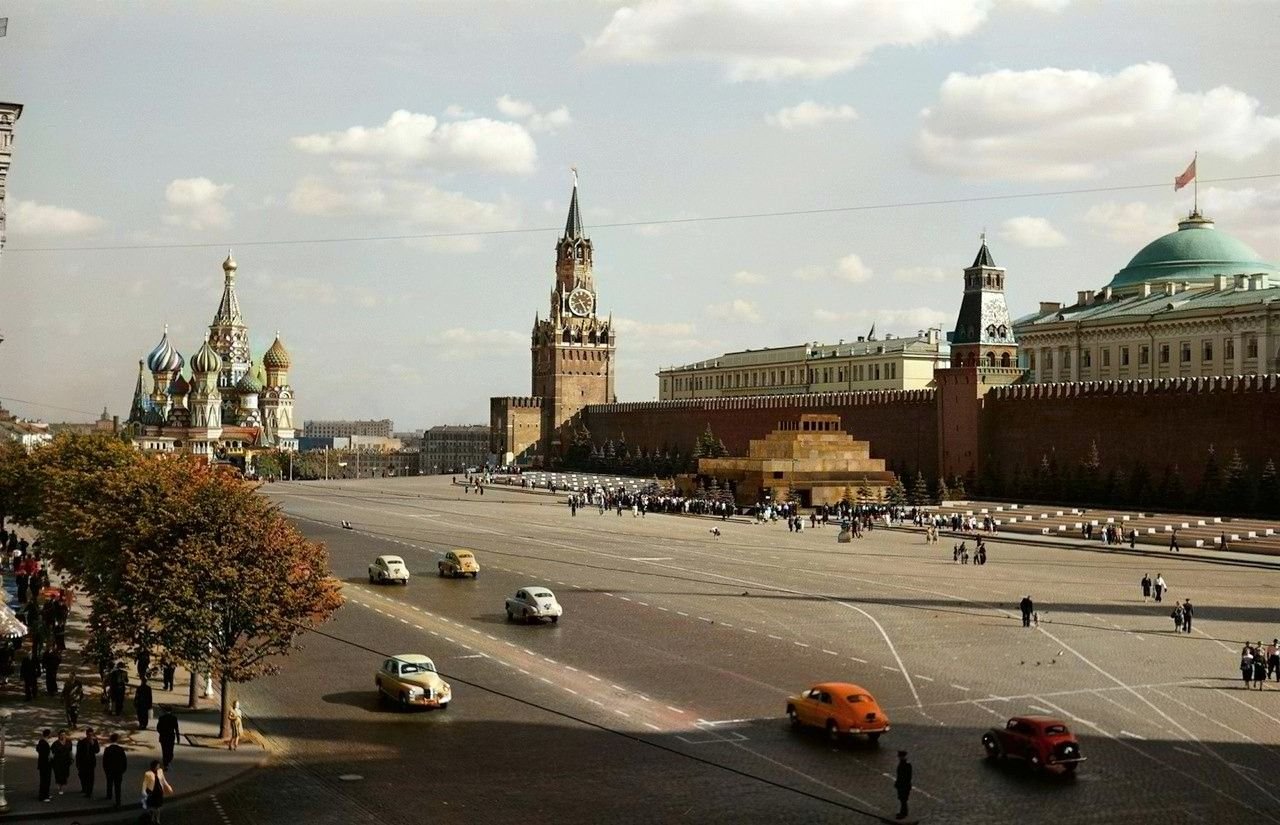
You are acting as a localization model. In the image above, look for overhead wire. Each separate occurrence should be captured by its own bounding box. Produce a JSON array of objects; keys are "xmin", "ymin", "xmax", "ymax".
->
[{"xmin": 6, "ymin": 173, "xmax": 1278, "ymax": 254}]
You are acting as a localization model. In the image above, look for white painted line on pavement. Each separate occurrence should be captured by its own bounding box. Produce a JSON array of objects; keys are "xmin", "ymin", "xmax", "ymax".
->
[
  {"xmin": 539, "ymin": 677, "xmax": 553, "ymax": 685},
  {"xmin": 588, "ymin": 698, "xmax": 604, "ymax": 706},
  {"xmin": 950, "ymin": 684, "xmax": 969, "ymax": 691},
  {"xmin": 882, "ymin": 665, "xmax": 898, "ymax": 672},
  {"xmin": 1120, "ymin": 730, "xmax": 1147, "ymax": 740},
  {"xmin": 794, "ymin": 642, "xmax": 809, "ymax": 648},
  {"xmin": 565, "ymin": 665, "xmax": 579, "ymax": 672},
  {"xmin": 518, "ymin": 669, "xmax": 529, "ymax": 675},
  {"xmin": 822, "ymin": 649, "xmax": 838, "ymax": 656},
  {"xmin": 562, "ymin": 687, "xmax": 578, "ymax": 695},
  {"xmin": 677, "ymin": 611, "xmax": 689, "ymax": 617},
  {"xmin": 914, "ymin": 675, "xmax": 934, "ymax": 682},
  {"xmin": 619, "ymin": 596, "xmax": 632, "ymax": 601},
  {"xmin": 543, "ymin": 657, "xmax": 558, "ymax": 664},
  {"xmin": 657, "ymin": 606, "xmax": 669, "ymax": 611},
  {"xmin": 742, "ymin": 627, "xmax": 756, "ymax": 633},
  {"xmin": 413, "ymin": 624, "xmax": 423, "ymax": 630},
  {"xmin": 768, "ymin": 634, "xmax": 783, "ymax": 640},
  {"xmin": 1029, "ymin": 705, "xmax": 1053, "ymax": 714},
  {"xmin": 1173, "ymin": 746, "xmax": 1202, "ymax": 757},
  {"xmin": 644, "ymin": 723, "xmax": 662, "ymax": 731},
  {"xmin": 850, "ymin": 656, "xmax": 867, "ymax": 664},
  {"xmin": 615, "ymin": 710, "xmax": 630, "ymax": 717},
  {"xmin": 667, "ymin": 705, "xmax": 686, "ymax": 714},
  {"xmin": 588, "ymin": 675, "xmax": 602, "ymax": 682},
  {"xmin": 721, "ymin": 622, "xmax": 734, "ymax": 627},
  {"xmin": 611, "ymin": 684, "xmax": 626, "ymax": 691}
]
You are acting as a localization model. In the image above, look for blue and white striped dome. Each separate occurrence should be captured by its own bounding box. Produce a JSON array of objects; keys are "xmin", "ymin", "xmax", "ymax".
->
[{"xmin": 146, "ymin": 327, "xmax": 184, "ymax": 373}]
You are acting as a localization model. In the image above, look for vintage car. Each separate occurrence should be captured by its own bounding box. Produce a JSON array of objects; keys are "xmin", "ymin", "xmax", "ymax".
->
[
  {"xmin": 375, "ymin": 654, "xmax": 451, "ymax": 709},
  {"xmin": 438, "ymin": 549, "xmax": 480, "ymax": 578},
  {"xmin": 505, "ymin": 587, "xmax": 563, "ymax": 623},
  {"xmin": 982, "ymin": 715, "xmax": 1084, "ymax": 773},
  {"xmin": 368, "ymin": 555, "xmax": 410, "ymax": 585},
  {"xmin": 786, "ymin": 682, "xmax": 890, "ymax": 742}
]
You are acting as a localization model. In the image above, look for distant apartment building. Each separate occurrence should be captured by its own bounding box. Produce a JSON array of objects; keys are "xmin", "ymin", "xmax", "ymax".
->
[
  {"xmin": 303, "ymin": 418, "xmax": 394, "ymax": 440},
  {"xmin": 385, "ymin": 448, "xmax": 421, "ymax": 477},
  {"xmin": 394, "ymin": 430, "xmax": 425, "ymax": 450},
  {"xmin": 422, "ymin": 425, "xmax": 490, "ymax": 473}
]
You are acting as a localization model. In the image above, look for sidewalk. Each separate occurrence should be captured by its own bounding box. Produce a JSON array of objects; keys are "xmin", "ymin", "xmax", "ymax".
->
[{"xmin": 0, "ymin": 529, "xmax": 268, "ymax": 820}]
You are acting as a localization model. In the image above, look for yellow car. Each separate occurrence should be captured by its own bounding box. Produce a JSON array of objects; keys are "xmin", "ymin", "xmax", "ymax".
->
[
  {"xmin": 786, "ymin": 682, "xmax": 890, "ymax": 742},
  {"xmin": 438, "ymin": 549, "xmax": 480, "ymax": 579},
  {"xmin": 376, "ymin": 654, "xmax": 451, "ymax": 710}
]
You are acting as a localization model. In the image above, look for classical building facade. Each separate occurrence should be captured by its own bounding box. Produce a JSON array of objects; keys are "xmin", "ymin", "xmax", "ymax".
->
[
  {"xmin": 127, "ymin": 253, "xmax": 298, "ymax": 462},
  {"xmin": 421, "ymin": 424, "xmax": 490, "ymax": 473},
  {"xmin": 0, "ymin": 101, "xmax": 21, "ymax": 258},
  {"xmin": 303, "ymin": 418, "xmax": 394, "ymax": 439},
  {"xmin": 1015, "ymin": 213, "xmax": 1280, "ymax": 383},
  {"xmin": 657, "ymin": 330, "xmax": 945, "ymax": 400},
  {"xmin": 491, "ymin": 177, "xmax": 616, "ymax": 465}
]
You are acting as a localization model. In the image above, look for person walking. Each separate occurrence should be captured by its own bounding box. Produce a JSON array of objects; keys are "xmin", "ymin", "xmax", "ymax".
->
[
  {"xmin": 36, "ymin": 728, "xmax": 52, "ymax": 803},
  {"xmin": 160, "ymin": 658, "xmax": 176, "ymax": 693},
  {"xmin": 1181, "ymin": 599, "xmax": 1194, "ymax": 634},
  {"xmin": 107, "ymin": 662, "xmax": 128, "ymax": 715},
  {"xmin": 1129, "ymin": 529, "xmax": 1137, "ymax": 548},
  {"xmin": 62, "ymin": 673, "xmax": 83, "ymax": 727},
  {"xmin": 1241, "ymin": 645, "xmax": 1255, "ymax": 689},
  {"xmin": 894, "ymin": 750, "xmax": 913, "ymax": 820},
  {"xmin": 227, "ymin": 699, "xmax": 244, "ymax": 750},
  {"xmin": 75, "ymin": 727, "xmax": 99, "ymax": 798},
  {"xmin": 102, "ymin": 732, "xmax": 127, "ymax": 809},
  {"xmin": 1170, "ymin": 528, "xmax": 1180, "ymax": 552},
  {"xmin": 135, "ymin": 678, "xmax": 154, "ymax": 730},
  {"xmin": 51, "ymin": 729, "xmax": 73, "ymax": 796},
  {"xmin": 1019, "ymin": 595, "xmax": 1034, "ymax": 628},
  {"xmin": 141, "ymin": 760, "xmax": 173, "ymax": 822},
  {"xmin": 156, "ymin": 707, "xmax": 180, "ymax": 769},
  {"xmin": 1252, "ymin": 646, "xmax": 1268, "ymax": 690},
  {"xmin": 20, "ymin": 652, "xmax": 39, "ymax": 700},
  {"xmin": 1170, "ymin": 601, "xmax": 1184, "ymax": 632},
  {"xmin": 1267, "ymin": 639, "xmax": 1279, "ymax": 683},
  {"xmin": 1140, "ymin": 574, "xmax": 1152, "ymax": 601},
  {"xmin": 42, "ymin": 646, "xmax": 61, "ymax": 696},
  {"xmin": 1153, "ymin": 574, "xmax": 1166, "ymax": 603}
]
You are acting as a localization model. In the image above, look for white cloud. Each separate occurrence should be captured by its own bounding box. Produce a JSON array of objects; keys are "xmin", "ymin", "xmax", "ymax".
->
[
  {"xmin": 1200, "ymin": 184, "xmax": 1280, "ymax": 258},
  {"xmin": 586, "ymin": 0, "xmax": 991, "ymax": 81},
  {"xmin": 792, "ymin": 253, "xmax": 874, "ymax": 283},
  {"xmin": 496, "ymin": 95, "xmax": 571, "ymax": 134},
  {"xmin": 292, "ymin": 109, "xmax": 538, "ymax": 175},
  {"xmin": 706, "ymin": 299, "xmax": 762, "ymax": 323},
  {"xmin": 766, "ymin": 101, "xmax": 857, "ymax": 129},
  {"xmin": 162, "ymin": 177, "xmax": 232, "ymax": 230},
  {"xmin": 1000, "ymin": 216, "xmax": 1067, "ymax": 248},
  {"xmin": 730, "ymin": 269, "xmax": 766, "ymax": 284},
  {"xmin": 613, "ymin": 317, "xmax": 714, "ymax": 351},
  {"xmin": 814, "ymin": 306, "xmax": 951, "ymax": 330},
  {"xmin": 1081, "ymin": 201, "xmax": 1172, "ymax": 244},
  {"xmin": 892, "ymin": 266, "xmax": 948, "ymax": 283},
  {"xmin": 918, "ymin": 63, "xmax": 1280, "ymax": 181},
  {"xmin": 8, "ymin": 200, "xmax": 106, "ymax": 235},
  {"xmin": 433, "ymin": 327, "xmax": 526, "ymax": 360},
  {"xmin": 443, "ymin": 104, "xmax": 474, "ymax": 118}
]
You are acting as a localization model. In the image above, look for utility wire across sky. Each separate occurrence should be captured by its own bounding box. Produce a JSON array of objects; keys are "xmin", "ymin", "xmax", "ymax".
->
[{"xmin": 6, "ymin": 173, "xmax": 1277, "ymax": 254}]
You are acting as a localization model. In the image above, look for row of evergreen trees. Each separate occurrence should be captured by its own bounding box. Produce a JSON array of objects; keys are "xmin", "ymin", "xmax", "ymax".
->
[{"xmin": 561, "ymin": 424, "xmax": 728, "ymax": 477}]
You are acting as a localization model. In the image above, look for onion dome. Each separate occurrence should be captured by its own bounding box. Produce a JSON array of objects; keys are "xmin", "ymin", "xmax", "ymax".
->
[
  {"xmin": 235, "ymin": 368, "xmax": 263, "ymax": 394},
  {"xmin": 170, "ymin": 375, "xmax": 190, "ymax": 397},
  {"xmin": 146, "ymin": 327, "xmax": 184, "ymax": 373},
  {"xmin": 190, "ymin": 339, "xmax": 222, "ymax": 375},
  {"xmin": 263, "ymin": 333, "xmax": 292, "ymax": 370},
  {"xmin": 223, "ymin": 250, "xmax": 237, "ymax": 273}
]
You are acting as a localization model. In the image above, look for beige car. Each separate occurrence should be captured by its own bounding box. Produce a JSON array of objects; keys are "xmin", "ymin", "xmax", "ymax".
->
[
  {"xmin": 438, "ymin": 549, "xmax": 480, "ymax": 578},
  {"xmin": 376, "ymin": 654, "xmax": 451, "ymax": 710}
]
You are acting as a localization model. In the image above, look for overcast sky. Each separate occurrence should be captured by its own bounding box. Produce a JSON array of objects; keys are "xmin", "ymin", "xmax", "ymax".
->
[{"xmin": 2, "ymin": 1, "xmax": 1278, "ymax": 429}]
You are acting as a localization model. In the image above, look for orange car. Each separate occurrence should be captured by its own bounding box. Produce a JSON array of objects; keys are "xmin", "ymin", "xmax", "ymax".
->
[{"xmin": 786, "ymin": 682, "xmax": 890, "ymax": 742}]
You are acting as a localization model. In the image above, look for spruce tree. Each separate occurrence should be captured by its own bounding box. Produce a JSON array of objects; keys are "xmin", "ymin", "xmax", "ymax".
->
[{"xmin": 911, "ymin": 471, "xmax": 930, "ymax": 506}]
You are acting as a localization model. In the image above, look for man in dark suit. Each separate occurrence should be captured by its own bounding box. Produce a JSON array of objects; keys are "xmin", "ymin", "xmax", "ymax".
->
[
  {"xmin": 101, "ymin": 732, "xmax": 127, "ymax": 808},
  {"xmin": 1019, "ymin": 596, "xmax": 1034, "ymax": 628},
  {"xmin": 894, "ymin": 750, "xmax": 913, "ymax": 820},
  {"xmin": 36, "ymin": 728, "xmax": 52, "ymax": 802},
  {"xmin": 155, "ymin": 707, "xmax": 180, "ymax": 768},
  {"xmin": 135, "ymin": 679, "xmax": 154, "ymax": 730},
  {"xmin": 75, "ymin": 727, "xmax": 99, "ymax": 798},
  {"xmin": 20, "ymin": 654, "xmax": 39, "ymax": 701}
]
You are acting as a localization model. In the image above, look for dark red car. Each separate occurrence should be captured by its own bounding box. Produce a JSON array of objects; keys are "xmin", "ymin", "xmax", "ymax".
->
[{"xmin": 982, "ymin": 715, "xmax": 1085, "ymax": 774}]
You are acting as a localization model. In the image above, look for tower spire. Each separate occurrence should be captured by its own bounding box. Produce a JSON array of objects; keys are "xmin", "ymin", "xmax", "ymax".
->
[{"xmin": 564, "ymin": 167, "xmax": 584, "ymax": 239}]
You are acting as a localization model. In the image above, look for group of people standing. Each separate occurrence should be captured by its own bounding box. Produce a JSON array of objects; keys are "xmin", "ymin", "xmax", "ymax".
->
[{"xmin": 1240, "ymin": 641, "xmax": 1280, "ymax": 689}]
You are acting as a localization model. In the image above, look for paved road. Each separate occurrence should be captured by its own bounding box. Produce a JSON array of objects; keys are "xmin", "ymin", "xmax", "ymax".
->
[{"xmin": 164, "ymin": 477, "xmax": 1280, "ymax": 825}]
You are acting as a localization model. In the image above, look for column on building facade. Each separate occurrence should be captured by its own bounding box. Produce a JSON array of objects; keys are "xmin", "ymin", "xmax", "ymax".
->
[{"xmin": 1234, "ymin": 330, "xmax": 1245, "ymax": 375}]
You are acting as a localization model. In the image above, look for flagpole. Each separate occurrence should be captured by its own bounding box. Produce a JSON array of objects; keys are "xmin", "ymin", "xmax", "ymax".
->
[{"xmin": 1193, "ymin": 151, "xmax": 1198, "ymax": 214}]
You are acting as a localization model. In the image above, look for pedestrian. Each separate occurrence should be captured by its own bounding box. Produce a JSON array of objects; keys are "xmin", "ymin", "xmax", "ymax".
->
[
  {"xmin": 108, "ymin": 661, "xmax": 128, "ymax": 715},
  {"xmin": 136, "ymin": 649, "xmax": 151, "ymax": 684},
  {"xmin": 1252, "ymin": 646, "xmax": 1268, "ymax": 690},
  {"xmin": 1241, "ymin": 645, "xmax": 1255, "ymax": 689},
  {"xmin": 1181, "ymin": 599, "xmax": 1193, "ymax": 634},
  {"xmin": 102, "ymin": 732, "xmax": 127, "ymax": 809},
  {"xmin": 20, "ymin": 652, "xmax": 39, "ymax": 700},
  {"xmin": 1140, "ymin": 573, "xmax": 1152, "ymax": 601},
  {"xmin": 894, "ymin": 750, "xmax": 912, "ymax": 820},
  {"xmin": 42, "ymin": 645, "xmax": 61, "ymax": 696},
  {"xmin": 1268, "ymin": 639, "xmax": 1280, "ymax": 683},
  {"xmin": 62, "ymin": 673, "xmax": 83, "ymax": 727},
  {"xmin": 141, "ymin": 759, "xmax": 173, "ymax": 822},
  {"xmin": 1171, "ymin": 601, "xmax": 1184, "ymax": 632},
  {"xmin": 51, "ymin": 729, "xmax": 73, "ymax": 795},
  {"xmin": 161, "ymin": 658, "xmax": 176, "ymax": 693},
  {"xmin": 1154, "ymin": 573, "xmax": 1166, "ymax": 603},
  {"xmin": 75, "ymin": 727, "xmax": 99, "ymax": 798},
  {"xmin": 156, "ymin": 707, "xmax": 180, "ymax": 769},
  {"xmin": 227, "ymin": 699, "xmax": 244, "ymax": 750},
  {"xmin": 1019, "ymin": 595, "xmax": 1034, "ymax": 628},
  {"xmin": 135, "ymin": 678, "xmax": 154, "ymax": 730},
  {"xmin": 1129, "ymin": 529, "xmax": 1137, "ymax": 549},
  {"xmin": 36, "ymin": 728, "xmax": 52, "ymax": 802},
  {"xmin": 1170, "ymin": 529, "xmax": 1180, "ymax": 552}
]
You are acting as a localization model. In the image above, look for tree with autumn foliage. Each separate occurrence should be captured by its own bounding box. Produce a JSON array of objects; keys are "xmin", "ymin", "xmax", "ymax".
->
[{"xmin": 22, "ymin": 433, "xmax": 343, "ymax": 736}]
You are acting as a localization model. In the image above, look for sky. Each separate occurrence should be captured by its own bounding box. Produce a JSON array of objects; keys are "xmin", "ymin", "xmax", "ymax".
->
[{"xmin": 2, "ymin": 0, "xmax": 1278, "ymax": 429}]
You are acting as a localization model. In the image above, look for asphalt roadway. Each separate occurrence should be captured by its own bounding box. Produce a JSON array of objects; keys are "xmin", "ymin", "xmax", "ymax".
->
[{"xmin": 160, "ymin": 477, "xmax": 1280, "ymax": 825}]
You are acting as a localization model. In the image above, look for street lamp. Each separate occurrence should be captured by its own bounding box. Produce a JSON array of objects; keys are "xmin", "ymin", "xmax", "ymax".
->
[{"xmin": 0, "ymin": 706, "xmax": 12, "ymax": 812}]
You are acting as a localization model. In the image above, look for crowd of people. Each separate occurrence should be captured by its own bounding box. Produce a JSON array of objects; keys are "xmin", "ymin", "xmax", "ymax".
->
[{"xmin": 1240, "ymin": 641, "xmax": 1279, "ymax": 689}]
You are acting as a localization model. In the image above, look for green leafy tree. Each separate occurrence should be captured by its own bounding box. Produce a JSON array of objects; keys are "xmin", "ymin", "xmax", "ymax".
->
[{"xmin": 0, "ymin": 438, "xmax": 38, "ymax": 530}]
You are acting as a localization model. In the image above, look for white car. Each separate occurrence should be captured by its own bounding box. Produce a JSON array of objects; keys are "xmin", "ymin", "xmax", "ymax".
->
[
  {"xmin": 505, "ymin": 587, "xmax": 563, "ymax": 623},
  {"xmin": 375, "ymin": 654, "xmax": 451, "ymax": 710},
  {"xmin": 368, "ymin": 555, "xmax": 410, "ymax": 585}
]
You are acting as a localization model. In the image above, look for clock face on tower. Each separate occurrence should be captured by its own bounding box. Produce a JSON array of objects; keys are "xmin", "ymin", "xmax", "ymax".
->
[{"xmin": 568, "ymin": 288, "xmax": 594, "ymax": 317}]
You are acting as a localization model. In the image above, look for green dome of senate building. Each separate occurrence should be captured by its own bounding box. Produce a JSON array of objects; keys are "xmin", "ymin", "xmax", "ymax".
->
[{"xmin": 1107, "ymin": 213, "xmax": 1279, "ymax": 294}]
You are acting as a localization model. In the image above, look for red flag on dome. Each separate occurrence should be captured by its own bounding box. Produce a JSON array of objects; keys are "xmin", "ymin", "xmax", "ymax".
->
[{"xmin": 1174, "ymin": 156, "xmax": 1196, "ymax": 191}]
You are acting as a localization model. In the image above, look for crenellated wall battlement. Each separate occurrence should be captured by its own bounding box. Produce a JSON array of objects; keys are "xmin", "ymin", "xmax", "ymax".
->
[
  {"xmin": 587, "ymin": 388, "xmax": 936, "ymax": 415},
  {"xmin": 989, "ymin": 373, "xmax": 1280, "ymax": 401},
  {"xmin": 492, "ymin": 396, "xmax": 544, "ymax": 409}
]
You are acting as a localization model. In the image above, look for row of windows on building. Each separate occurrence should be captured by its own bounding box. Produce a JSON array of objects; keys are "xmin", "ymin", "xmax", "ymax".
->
[
  {"xmin": 1029, "ymin": 336, "xmax": 1262, "ymax": 372},
  {"xmin": 667, "ymin": 362, "xmax": 900, "ymax": 393}
]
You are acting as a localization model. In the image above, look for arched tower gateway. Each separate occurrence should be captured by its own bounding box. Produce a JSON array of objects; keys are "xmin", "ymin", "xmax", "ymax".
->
[
  {"xmin": 209, "ymin": 252, "xmax": 252, "ymax": 423},
  {"xmin": 530, "ymin": 173, "xmax": 616, "ymax": 461},
  {"xmin": 949, "ymin": 237, "xmax": 1017, "ymax": 369}
]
